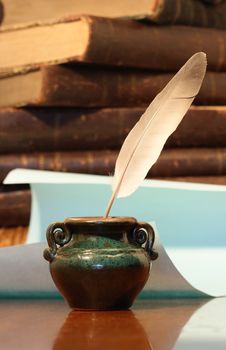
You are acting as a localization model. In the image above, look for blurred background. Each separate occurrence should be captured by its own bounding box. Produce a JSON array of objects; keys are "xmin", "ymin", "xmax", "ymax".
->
[{"xmin": 0, "ymin": 0, "xmax": 226, "ymax": 245}]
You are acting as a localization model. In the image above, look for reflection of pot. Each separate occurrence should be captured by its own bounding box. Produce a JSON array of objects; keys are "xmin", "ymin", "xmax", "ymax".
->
[
  {"xmin": 44, "ymin": 216, "xmax": 158, "ymax": 310},
  {"xmin": 53, "ymin": 310, "xmax": 152, "ymax": 350}
]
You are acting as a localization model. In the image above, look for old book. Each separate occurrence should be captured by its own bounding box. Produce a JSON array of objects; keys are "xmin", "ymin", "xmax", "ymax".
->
[
  {"xmin": 0, "ymin": 148, "xmax": 226, "ymax": 181},
  {"xmin": 1, "ymin": 66, "xmax": 226, "ymax": 108},
  {"xmin": 0, "ymin": 106, "xmax": 226, "ymax": 154},
  {"xmin": 0, "ymin": 107, "xmax": 142, "ymax": 153},
  {"xmin": 148, "ymin": 0, "xmax": 226, "ymax": 29},
  {"xmin": 1, "ymin": 16, "xmax": 226, "ymax": 73},
  {"xmin": 0, "ymin": 0, "xmax": 171, "ymax": 25},
  {"xmin": 0, "ymin": 65, "xmax": 171, "ymax": 107},
  {"xmin": 0, "ymin": 151, "xmax": 116, "ymax": 182},
  {"xmin": 1, "ymin": 0, "xmax": 226, "ymax": 29},
  {"xmin": 0, "ymin": 189, "xmax": 31, "ymax": 226},
  {"xmin": 151, "ymin": 148, "xmax": 226, "ymax": 177},
  {"xmin": 166, "ymin": 106, "xmax": 226, "ymax": 148},
  {"xmin": 0, "ymin": 226, "xmax": 28, "ymax": 247}
]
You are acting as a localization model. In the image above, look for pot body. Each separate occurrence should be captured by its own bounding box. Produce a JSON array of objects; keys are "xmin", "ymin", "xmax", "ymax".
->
[{"xmin": 44, "ymin": 217, "xmax": 158, "ymax": 310}]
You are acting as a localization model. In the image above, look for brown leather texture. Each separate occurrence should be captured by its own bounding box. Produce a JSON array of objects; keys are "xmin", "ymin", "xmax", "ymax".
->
[{"xmin": 0, "ymin": 105, "xmax": 226, "ymax": 155}]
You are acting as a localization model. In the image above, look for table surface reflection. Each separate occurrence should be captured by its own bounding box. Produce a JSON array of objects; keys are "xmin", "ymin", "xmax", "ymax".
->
[{"xmin": 0, "ymin": 297, "xmax": 225, "ymax": 350}]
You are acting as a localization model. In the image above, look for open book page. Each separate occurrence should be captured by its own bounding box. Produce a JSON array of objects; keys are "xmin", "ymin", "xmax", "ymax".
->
[{"xmin": 173, "ymin": 298, "xmax": 226, "ymax": 349}]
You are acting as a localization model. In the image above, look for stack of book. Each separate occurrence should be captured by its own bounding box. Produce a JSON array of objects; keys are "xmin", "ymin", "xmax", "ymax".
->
[{"xmin": 0, "ymin": 0, "xmax": 226, "ymax": 245}]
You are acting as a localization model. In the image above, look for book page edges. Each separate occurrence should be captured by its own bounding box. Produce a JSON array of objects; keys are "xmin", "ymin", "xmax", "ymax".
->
[
  {"xmin": 0, "ymin": 17, "xmax": 90, "ymax": 73},
  {"xmin": 0, "ymin": 70, "xmax": 42, "ymax": 107}
]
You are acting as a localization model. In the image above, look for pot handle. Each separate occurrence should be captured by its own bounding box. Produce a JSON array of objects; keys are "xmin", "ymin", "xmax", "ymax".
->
[
  {"xmin": 133, "ymin": 222, "xmax": 158, "ymax": 261},
  {"xmin": 43, "ymin": 222, "xmax": 72, "ymax": 262}
]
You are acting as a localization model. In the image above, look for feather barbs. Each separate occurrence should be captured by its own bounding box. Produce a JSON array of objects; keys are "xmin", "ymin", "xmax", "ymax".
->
[{"xmin": 104, "ymin": 52, "xmax": 207, "ymax": 217}]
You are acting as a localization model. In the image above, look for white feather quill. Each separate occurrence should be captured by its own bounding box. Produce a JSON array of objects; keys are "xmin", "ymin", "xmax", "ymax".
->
[{"xmin": 104, "ymin": 52, "xmax": 207, "ymax": 217}]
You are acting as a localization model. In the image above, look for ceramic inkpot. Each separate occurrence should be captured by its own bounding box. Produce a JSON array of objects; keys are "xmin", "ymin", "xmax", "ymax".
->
[{"xmin": 43, "ymin": 216, "xmax": 158, "ymax": 310}]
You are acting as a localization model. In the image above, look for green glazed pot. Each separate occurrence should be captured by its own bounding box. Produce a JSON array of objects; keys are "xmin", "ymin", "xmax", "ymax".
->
[{"xmin": 43, "ymin": 216, "xmax": 158, "ymax": 310}]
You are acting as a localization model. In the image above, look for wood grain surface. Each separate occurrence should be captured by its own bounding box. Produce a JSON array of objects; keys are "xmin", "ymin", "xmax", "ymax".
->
[{"xmin": 0, "ymin": 299, "xmax": 206, "ymax": 350}]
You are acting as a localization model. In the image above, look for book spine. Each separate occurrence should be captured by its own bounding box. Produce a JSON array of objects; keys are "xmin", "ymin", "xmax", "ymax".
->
[
  {"xmin": 35, "ymin": 69, "xmax": 226, "ymax": 107},
  {"xmin": 151, "ymin": 148, "xmax": 226, "ymax": 177},
  {"xmin": 39, "ymin": 65, "xmax": 171, "ymax": 107},
  {"xmin": 0, "ymin": 226, "xmax": 28, "ymax": 247},
  {"xmin": 0, "ymin": 190, "xmax": 31, "ymax": 226},
  {"xmin": 0, "ymin": 148, "xmax": 226, "ymax": 180},
  {"xmin": 84, "ymin": 17, "xmax": 226, "ymax": 71},
  {"xmin": 0, "ymin": 107, "xmax": 141, "ymax": 153},
  {"xmin": 150, "ymin": 0, "xmax": 226, "ymax": 29},
  {"xmin": 0, "ymin": 151, "xmax": 117, "ymax": 182},
  {"xmin": 167, "ymin": 106, "xmax": 226, "ymax": 147},
  {"xmin": 196, "ymin": 72, "xmax": 226, "ymax": 105},
  {"xmin": 6, "ymin": 67, "xmax": 226, "ymax": 108},
  {"xmin": 1, "ymin": 106, "xmax": 226, "ymax": 154}
]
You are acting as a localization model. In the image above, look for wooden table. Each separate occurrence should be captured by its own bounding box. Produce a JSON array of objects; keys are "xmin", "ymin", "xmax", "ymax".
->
[{"xmin": 0, "ymin": 298, "xmax": 225, "ymax": 349}]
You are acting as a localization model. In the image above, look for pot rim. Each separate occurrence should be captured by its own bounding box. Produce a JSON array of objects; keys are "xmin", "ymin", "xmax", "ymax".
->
[{"xmin": 64, "ymin": 216, "xmax": 137, "ymax": 227}]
